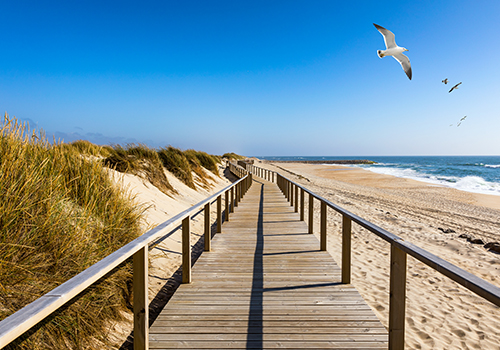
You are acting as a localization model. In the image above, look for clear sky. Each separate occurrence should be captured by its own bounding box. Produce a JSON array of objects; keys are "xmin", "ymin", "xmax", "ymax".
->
[{"xmin": 1, "ymin": 0, "xmax": 499, "ymax": 156}]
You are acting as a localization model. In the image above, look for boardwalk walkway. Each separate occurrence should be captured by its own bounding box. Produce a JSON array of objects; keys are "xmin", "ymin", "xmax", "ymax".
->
[{"xmin": 149, "ymin": 179, "xmax": 388, "ymax": 349}]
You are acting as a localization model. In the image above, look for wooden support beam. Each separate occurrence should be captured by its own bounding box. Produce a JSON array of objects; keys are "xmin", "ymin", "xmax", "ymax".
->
[
  {"xmin": 133, "ymin": 246, "xmax": 149, "ymax": 350},
  {"xmin": 230, "ymin": 187, "xmax": 234, "ymax": 213},
  {"xmin": 300, "ymin": 188, "xmax": 305, "ymax": 221},
  {"xmin": 308, "ymin": 193, "xmax": 313, "ymax": 234},
  {"xmin": 389, "ymin": 244, "xmax": 407, "ymax": 350},
  {"xmin": 294, "ymin": 185, "xmax": 298, "ymax": 213},
  {"xmin": 204, "ymin": 203, "xmax": 210, "ymax": 251},
  {"xmin": 342, "ymin": 215, "xmax": 352, "ymax": 284},
  {"xmin": 320, "ymin": 201, "xmax": 327, "ymax": 251},
  {"xmin": 182, "ymin": 216, "xmax": 191, "ymax": 284},
  {"xmin": 217, "ymin": 195, "xmax": 222, "ymax": 232}
]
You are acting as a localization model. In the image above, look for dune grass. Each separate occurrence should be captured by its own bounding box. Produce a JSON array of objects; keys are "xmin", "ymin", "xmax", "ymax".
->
[
  {"xmin": 66, "ymin": 139, "xmax": 112, "ymax": 158},
  {"xmin": 185, "ymin": 149, "xmax": 220, "ymax": 176},
  {"xmin": 0, "ymin": 115, "xmax": 144, "ymax": 349},
  {"xmin": 157, "ymin": 146, "xmax": 196, "ymax": 189},
  {"xmin": 104, "ymin": 144, "xmax": 176, "ymax": 195},
  {"xmin": 222, "ymin": 152, "xmax": 245, "ymax": 160}
]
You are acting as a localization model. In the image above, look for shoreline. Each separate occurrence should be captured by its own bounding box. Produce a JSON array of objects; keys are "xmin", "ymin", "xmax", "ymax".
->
[{"xmin": 267, "ymin": 161, "xmax": 500, "ymax": 210}]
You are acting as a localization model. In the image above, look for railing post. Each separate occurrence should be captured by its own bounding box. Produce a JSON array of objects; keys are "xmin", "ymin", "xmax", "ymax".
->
[
  {"xmin": 182, "ymin": 216, "xmax": 191, "ymax": 284},
  {"xmin": 235, "ymin": 183, "xmax": 239, "ymax": 207},
  {"xmin": 320, "ymin": 201, "xmax": 327, "ymax": 251},
  {"xmin": 389, "ymin": 244, "xmax": 407, "ymax": 350},
  {"xmin": 217, "ymin": 195, "xmax": 222, "ymax": 232},
  {"xmin": 133, "ymin": 246, "xmax": 149, "ymax": 350},
  {"xmin": 225, "ymin": 190, "xmax": 230, "ymax": 221},
  {"xmin": 204, "ymin": 203, "xmax": 211, "ymax": 252},
  {"xmin": 342, "ymin": 215, "xmax": 351, "ymax": 284},
  {"xmin": 294, "ymin": 185, "xmax": 298, "ymax": 212},
  {"xmin": 308, "ymin": 193, "xmax": 313, "ymax": 234},
  {"xmin": 300, "ymin": 188, "xmax": 305, "ymax": 221},
  {"xmin": 230, "ymin": 187, "xmax": 234, "ymax": 213},
  {"xmin": 290, "ymin": 183, "xmax": 294, "ymax": 206}
]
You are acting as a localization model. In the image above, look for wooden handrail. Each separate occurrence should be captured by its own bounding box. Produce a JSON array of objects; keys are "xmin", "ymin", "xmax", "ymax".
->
[
  {"xmin": 250, "ymin": 163, "xmax": 500, "ymax": 349},
  {"xmin": 0, "ymin": 163, "xmax": 251, "ymax": 349}
]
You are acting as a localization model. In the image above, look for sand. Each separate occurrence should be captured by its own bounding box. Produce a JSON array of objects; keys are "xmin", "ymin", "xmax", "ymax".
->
[{"xmin": 256, "ymin": 160, "xmax": 500, "ymax": 349}]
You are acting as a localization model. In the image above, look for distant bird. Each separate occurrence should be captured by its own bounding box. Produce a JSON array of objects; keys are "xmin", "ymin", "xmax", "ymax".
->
[
  {"xmin": 442, "ymin": 78, "xmax": 448, "ymax": 84},
  {"xmin": 455, "ymin": 116, "xmax": 467, "ymax": 127},
  {"xmin": 448, "ymin": 82, "xmax": 462, "ymax": 93},
  {"xmin": 373, "ymin": 23, "xmax": 412, "ymax": 80}
]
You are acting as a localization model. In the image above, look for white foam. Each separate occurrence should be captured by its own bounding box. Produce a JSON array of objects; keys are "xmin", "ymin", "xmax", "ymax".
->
[
  {"xmin": 362, "ymin": 166, "xmax": 500, "ymax": 196},
  {"xmin": 485, "ymin": 164, "xmax": 500, "ymax": 168}
]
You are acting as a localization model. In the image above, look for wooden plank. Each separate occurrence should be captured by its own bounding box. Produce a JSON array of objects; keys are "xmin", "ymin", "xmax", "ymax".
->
[{"xmin": 150, "ymin": 179, "xmax": 387, "ymax": 349}]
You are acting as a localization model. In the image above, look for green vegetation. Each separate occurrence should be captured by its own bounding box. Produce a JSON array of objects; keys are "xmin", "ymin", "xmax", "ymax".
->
[
  {"xmin": 65, "ymin": 139, "xmax": 112, "ymax": 158},
  {"xmin": 222, "ymin": 152, "xmax": 245, "ymax": 160},
  {"xmin": 104, "ymin": 144, "xmax": 176, "ymax": 195},
  {"xmin": 157, "ymin": 146, "xmax": 196, "ymax": 189},
  {"xmin": 0, "ymin": 115, "xmax": 144, "ymax": 349},
  {"xmin": 185, "ymin": 149, "xmax": 220, "ymax": 176}
]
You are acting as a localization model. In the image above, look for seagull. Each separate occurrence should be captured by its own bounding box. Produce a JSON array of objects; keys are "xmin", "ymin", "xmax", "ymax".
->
[
  {"xmin": 442, "ymin": 78, "xmax": 448, "ymax": 84},
  {"xmin": 449, "ymin": 82, "xmax": 462, "ymax": 93},
  {"xmin": 373, "ymin": 23, "xmax": 412, "ymax": 80},
  {"xmin": 456, "ymin": 116, "xmax": 467, "ymax": 127}
]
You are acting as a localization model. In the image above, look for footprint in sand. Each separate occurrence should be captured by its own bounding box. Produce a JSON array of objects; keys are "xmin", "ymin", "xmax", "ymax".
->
[{"xmin": 451, "ymin": 328, "xmax": 467, "ymax": 337}]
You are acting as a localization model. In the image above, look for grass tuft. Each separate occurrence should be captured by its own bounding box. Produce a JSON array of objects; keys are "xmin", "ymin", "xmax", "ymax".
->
[
  {"xmin": 222, "ymin": 152, "xmax": 245, "ymax": 160},
  {"xmin": 104, "ymin": 144, "xmax": 176, "ymax": 195},
  {"xmin": 157, "ymin": 146, "xmax": 195, "ymax": 189}
]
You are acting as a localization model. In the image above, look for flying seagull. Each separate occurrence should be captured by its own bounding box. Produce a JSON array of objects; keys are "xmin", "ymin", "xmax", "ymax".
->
[
  {"xmin": 449, "ymin": 82, "xmax": 462, "ymax": 93},
  {"xmin": 442, "ymin": 78, "xmax": 448, "ymax": 84},
  {"xmin": 373, "ymin": 23, "xmax": 412, "ymax": 80}
]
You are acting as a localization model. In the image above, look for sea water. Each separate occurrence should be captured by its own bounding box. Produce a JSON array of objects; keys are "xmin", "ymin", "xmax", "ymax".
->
[{"xmin": 258, "ymin": 156, "xmax": 500, "ymax": 196}]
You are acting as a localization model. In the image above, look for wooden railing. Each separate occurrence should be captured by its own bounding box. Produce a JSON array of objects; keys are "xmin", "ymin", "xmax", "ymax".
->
[
  {"xmin": 250, "ymin": 164, "xmax": 500, "ymax": 350},
  {"xmin": 0, "ymin": 163, "xmax": 251, "ymax": 350}
]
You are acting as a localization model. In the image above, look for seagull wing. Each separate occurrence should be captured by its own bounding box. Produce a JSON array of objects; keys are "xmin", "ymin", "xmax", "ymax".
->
[
  {"xmin": 373, "ymin": 23, "xmax": 397, "ymax": 49},
  {"xmin": 449, "ymin": 83, "xmax": 460, "ymax": 93},
  {"xmin": 392, "ymin": 53, "xmax": 412, "ymax": 80}
]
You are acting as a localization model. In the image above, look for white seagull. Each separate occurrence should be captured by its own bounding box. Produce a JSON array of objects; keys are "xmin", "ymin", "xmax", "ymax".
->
[{"xmin": 373, "ymin": 23, "xmax": 412, "ymax": 80}]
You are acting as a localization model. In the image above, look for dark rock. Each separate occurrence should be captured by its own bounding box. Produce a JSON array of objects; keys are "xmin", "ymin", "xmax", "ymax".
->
[
  {"xmin": 484, "ymin": 242, "xmax": 500, "ymax": 253},
  {"xmin": 438, "ymin": 227, "xmax": 456, "ymax": 233},
  {"xmin": 458, "ymin": 234, "xmax": 471, "ymax": 239},
  {"xmin": 484, "ymin": 242, "xmax": 499, "ymax": 249},
  {"xmin": 468, "ymin": 238, "xmax": 484, "ymax": 245}
]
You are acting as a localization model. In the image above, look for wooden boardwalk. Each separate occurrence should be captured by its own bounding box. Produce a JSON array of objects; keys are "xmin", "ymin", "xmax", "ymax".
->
[{"xmin": 149, "ymin": 179, "xmax": 388, "ymax": 349}]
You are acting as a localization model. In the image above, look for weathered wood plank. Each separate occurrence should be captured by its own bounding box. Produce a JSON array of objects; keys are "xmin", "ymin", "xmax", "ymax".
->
[{"xmin": 149, "ymin": 179, "xmax": 387, "ymax": 349}]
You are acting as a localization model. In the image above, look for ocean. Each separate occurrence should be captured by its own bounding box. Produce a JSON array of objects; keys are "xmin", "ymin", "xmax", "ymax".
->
[{"xmin": 257, "ymin": 156, "xmax": 500, "ymax": 196}]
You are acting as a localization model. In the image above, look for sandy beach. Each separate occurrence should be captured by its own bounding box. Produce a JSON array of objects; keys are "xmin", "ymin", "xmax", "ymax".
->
[{"xmin": 256, "ymin": 160, "xmax": 500, "ymax": 349}]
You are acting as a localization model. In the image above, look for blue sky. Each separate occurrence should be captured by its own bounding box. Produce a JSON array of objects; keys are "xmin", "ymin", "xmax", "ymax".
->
[{"xmin": 1, "ymin": 0, "xmax": 499, "ymax": 156}]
